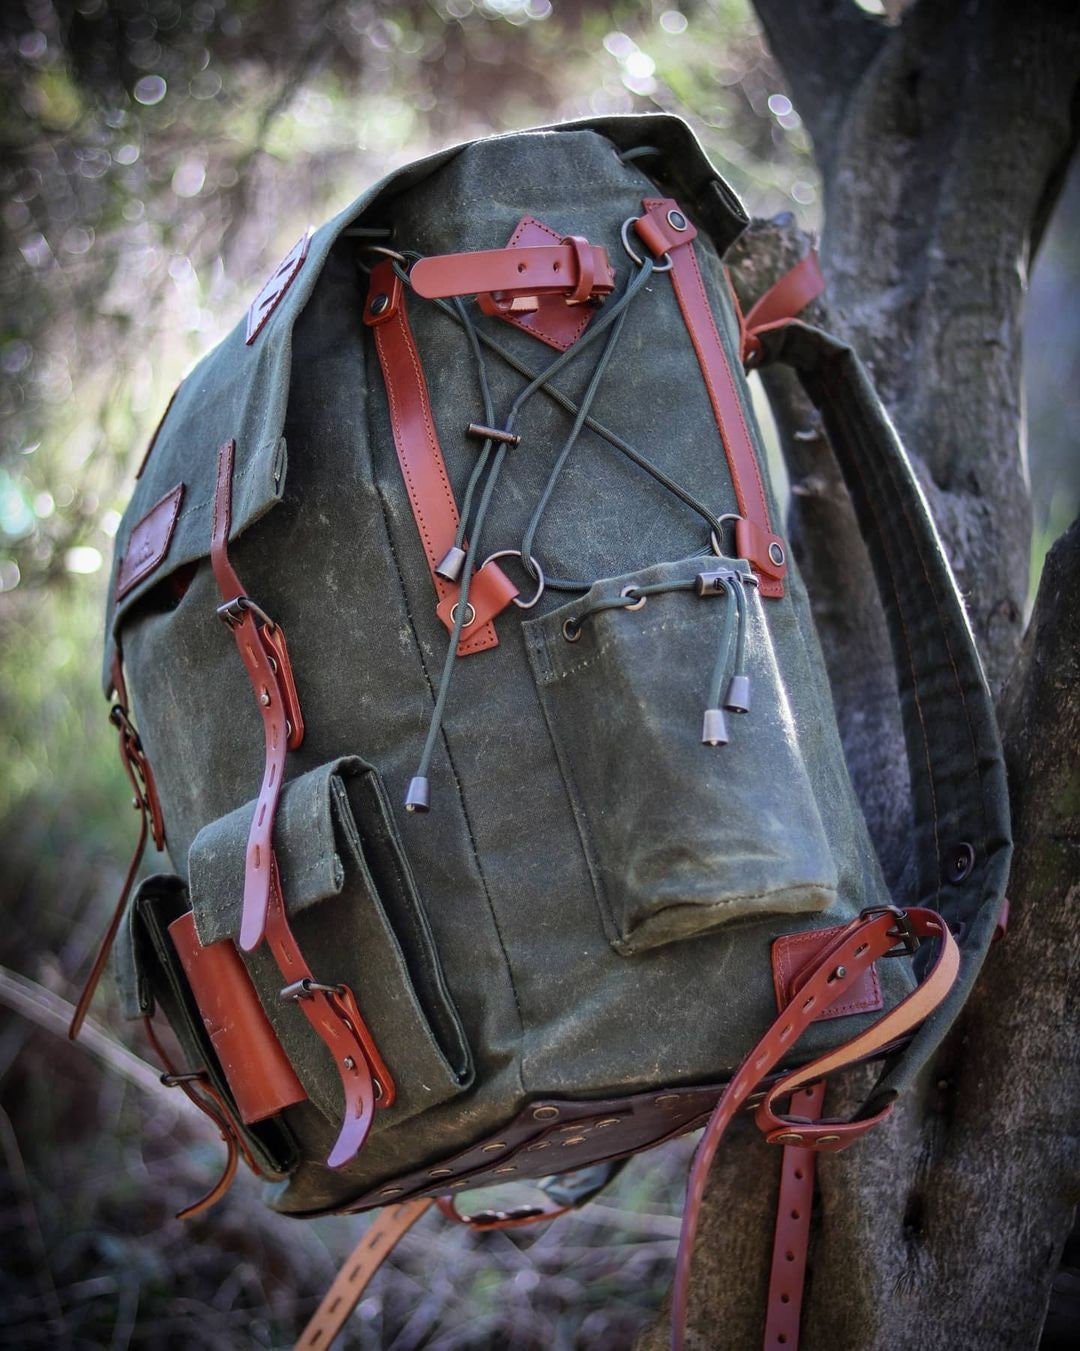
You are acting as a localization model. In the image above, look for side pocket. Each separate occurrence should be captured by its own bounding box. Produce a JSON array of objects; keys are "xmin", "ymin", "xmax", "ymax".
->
[
  {"xmin": 187, "ymin": 757, "xmax": 472, "ymax": 1133},
  {"xmin": 523, "ymin": 556, "xmax": 838, "ymax": 954},
  {"xmin": 115, "ymin": 874, "xmax": 298, "ymax": 1176}
]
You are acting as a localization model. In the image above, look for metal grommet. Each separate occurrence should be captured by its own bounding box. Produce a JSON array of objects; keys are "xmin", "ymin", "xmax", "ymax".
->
[
  {"xmin": 945, "ymin": 842, "xmax": 976, "ymax": 884},
  {"xmin": 768, "ymin": 541, "xmax": 786, "ymax": 567},
  {"xmin": 480, "ymin": 1141, "xmax": 507, "ymax": 1153},
  {"xmin": 532, "ymin": 1105, "xmax": 559, "ymax": 1122},
  {"xmin": 620, "ymin": 585, "xmax": 647, "ymax": 611},
  {"xmin": 667, "ymin": 208, "xmax": 688, "ymax": 232},
  {"xmin": 481, "ymin": 549, "xmax": 545, "ymax": 610},
  {"xmin": 562, "ymin": 618, "xmax": 581, "ymax": 643},
  {"xmin": 816, "ymin": 1133, "xmax": 841, "ymax": 1144},
  {"xmin": 369, "ymin": 293, "xmax": 389, "ymax": 316},
  {"xmin": 493, "ymin": 1166, "xmax": 517, "ymax": 1175},
  {"xmin": 595, "ymin": 1118, "xmax": 620, "ymax": 1128},
  {"xmin": 655, "ymin": 1093, "xmax": 681, "ymax": 1107},
  {"xmin": 379, "ymin": 1186, "xmax": 404, "ymax": 1197},
  {"xmin": 620, "ymin": 216, "xmax": 673, "ymax": 273},
  {"xmin": 562, "ymin": 1136, "xmax": 587, "ymax": 1147},
  {"xmin": 428, "ymin": 1167, "xmax": 453, "ymax": 1178},
  {"xmin": 772, "ymin": 1132, "xmax": 804, "ymax": 1145},
  {"xmin": 450, "ymin": 601, "xmax": 476, "ymax": 628}
]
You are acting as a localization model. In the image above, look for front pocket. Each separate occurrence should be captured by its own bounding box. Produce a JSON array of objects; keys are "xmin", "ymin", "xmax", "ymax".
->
[
  {"xmin": 187, "ymin": 756, "xmax": 472, "ymax": 1132},
  {"xmin": 524, "ymin": 556, "xmax": 837, "ymax": 954}
]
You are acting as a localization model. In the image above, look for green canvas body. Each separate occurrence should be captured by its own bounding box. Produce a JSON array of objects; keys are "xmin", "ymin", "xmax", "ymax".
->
[{"xmin": 106, "ymin": 116, "xmax": 1010, "ymax": 1219}]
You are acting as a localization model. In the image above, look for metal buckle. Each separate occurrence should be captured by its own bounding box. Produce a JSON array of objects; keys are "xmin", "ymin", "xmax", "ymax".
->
[
  {"xmin": 279, "ymin": 977, "xmax": 345, "ymax": 1002},
  {"xmin": 216, "ymin": 595, "xmax": 277, "ymax": 630},
  {"xmin": 859, "ymin": 905, "xmax": 921, "ymax": 957}
]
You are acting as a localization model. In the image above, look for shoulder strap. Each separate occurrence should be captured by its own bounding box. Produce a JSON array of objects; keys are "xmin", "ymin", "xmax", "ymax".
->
[{"xmin": 756, "ymin": 317, "xmax": 1012, "ymax": 1097}]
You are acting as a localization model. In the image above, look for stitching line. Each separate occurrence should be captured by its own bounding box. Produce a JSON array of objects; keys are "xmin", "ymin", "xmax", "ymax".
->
[{"xmin": 115, "ymin": 482, "xmax": 184, "ymax": 598}]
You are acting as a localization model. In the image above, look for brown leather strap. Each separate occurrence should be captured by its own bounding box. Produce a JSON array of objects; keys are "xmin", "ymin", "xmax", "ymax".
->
[
  {"xmin": 633, "ymin": 199, "xmax": 787, "ymax": 598},
  {"xmin": 365, "ymin": 260, "xmax": 517, "ymax": 655},
  {"xmin": 69, "ymin": 649, "xmax": 166, "ymax": 1040},
  {"xmin": 737, "ymin": 253, "xmax": 826, "ymax": 369},
  {"xmin": 764, "ymin": 1081, "xmax": 825, "ymax": 1351},
  {"xmin": 671, "ymin": 907, "xmax": 959, "ymax": 1349},
  {"xmin": 295, "ymin": 1198, "xmax": 434, "ymax": 1350},
  {"xmin": 211, "ymin": 437, "xmax": 300, "ymax": 951},
  {"xmin": 410, "ymin": 240, "xmax": 614, "ymax": 306},
  {"xmin": 264, "ymin": 857, "xmax": 391, "ymax": 1168}
]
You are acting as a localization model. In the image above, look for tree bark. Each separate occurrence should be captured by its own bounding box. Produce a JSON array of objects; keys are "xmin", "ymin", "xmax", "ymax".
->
[{"xmin": 639, "ymin": 2, "xmax": 1080, "ymax": 1347}]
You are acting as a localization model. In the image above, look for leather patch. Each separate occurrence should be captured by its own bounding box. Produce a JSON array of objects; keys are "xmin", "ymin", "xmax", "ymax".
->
[
  {"xmin": 771, "ymin": 924, "xmax": 883, "ymax": 1021},
  {"xmin": 115, "ymin": 483, "xmax": 184, "ymax": 601},
  {"xmin": 245, "ymin": 231, "xmax": 311, "ymax": 345},
  {"xmin": 491, "ymin": 216, "xmax": 598, "ymax": 352}
]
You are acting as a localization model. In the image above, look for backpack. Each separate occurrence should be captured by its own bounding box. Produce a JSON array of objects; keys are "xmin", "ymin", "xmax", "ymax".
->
[{"xmin": 73, "ymin": 114, "xmax": 1011, "ymax": 1349}]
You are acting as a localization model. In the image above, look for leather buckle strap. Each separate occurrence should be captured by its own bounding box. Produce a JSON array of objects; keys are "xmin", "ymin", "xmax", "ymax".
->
[
  {"xmin": 295, "ymin": 1198, "xmax": 435, "ymax": 1350},
  {"xmin": 670, "ymin": 907, "xmax": 959, "ymax": 1349},
  {"xmin": 410, "ymin": 238, "xmax": 615, "ymax": 309},
  {"xmin": 632, "ymin": 198, "xmax": 787, "ymax": 599}
]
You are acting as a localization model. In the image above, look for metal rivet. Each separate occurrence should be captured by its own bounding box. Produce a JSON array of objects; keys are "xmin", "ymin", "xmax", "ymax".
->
[
  {"xmin": 379, "ymin": 1186, "xmax": 403, "ymax": 1197},
  {"xmin": 562, "ymin": 1135, "xmax": 587, "ymax": 1146},
  {"xmin": 481, "ymin": 1141, "xmax": 507, "ymax": 1153},
  {"xmin": 946, "ymin": 842, "xmax": 976, "ymax": 883},
  {"xmin": 370, "ymin": 293, "xmax": 389, "ymax": 315},
  {"xmin": 829, "ymin": 965, "xmax": 847, "ymax": 982},
  {"xmin": 667, "ymin": 209, "xmax": 688, "ymax": 232},
  {"xmin": 342, "ymin": 1056, "xmax": 356, "ymax": 1070},
  {"xmin": 768, "ymin": 541, "xmax": 786, "ymax": 567},
  {"xmin": 428, "ymin": 1167, "xmax": 453, "ymax": 1177},
  {"xmin": 259, "ymin": 689, "xmax": 271, "ymax": 707},
  {"xmin": 532, "ymin": 1106, "xmax": 559, "ymax": 1121},
  {"xmin": 772, "ymin": 1132, "xmax": 803, "ymax": 1145},
  {"xmin": 494, "ymin": 1166, "xmax": 516, "ymax": 1174}
]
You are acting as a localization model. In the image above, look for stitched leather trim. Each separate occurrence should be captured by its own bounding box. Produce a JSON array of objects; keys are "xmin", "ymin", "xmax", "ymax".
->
[
  {"xmin": 245, "ymin": 231, "xmax": 311, "ymax": 345},
  {"xmin": 772, "ymin": 924, "xmax": 883, "ymax": 1021},
  {"xmin": 765, "ymin": 1081, "xmax": 825, "ymax": 1351},
  {"xmin": 115, "ymin": 483, "xmax": 185, "ymax": 600},
  {"xmin": 635, "ymin": 198, "xmax": 787, "ymax": 598},
  {"xmin": 482, "ymin": 216, "xmax": 598, "ymax": 352},
  {"xmin": 365, "ymin": 259, "xmax": 516, "ymax": 655}
]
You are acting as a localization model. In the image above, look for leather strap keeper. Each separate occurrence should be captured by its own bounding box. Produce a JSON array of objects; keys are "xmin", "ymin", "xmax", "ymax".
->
[{"xmin": 168, "ymin": 910, "xmax": 307, "ymax": 1125}]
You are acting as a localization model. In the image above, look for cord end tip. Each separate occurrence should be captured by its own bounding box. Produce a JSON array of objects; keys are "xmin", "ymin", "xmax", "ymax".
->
[
  {"xmin": 405, "ymin": 776, "xmax": 431, "ymax": 813},
  {"xmin": 724, "ymin": 675, "xmax": 751, "ymax": 714},
  {"xmin": 701, "ymin": 709, "xmax": 729, "ymax": 746},
  {"xmin": 434, "ymin": 547, "xmax": 467, "ymax": 583}
]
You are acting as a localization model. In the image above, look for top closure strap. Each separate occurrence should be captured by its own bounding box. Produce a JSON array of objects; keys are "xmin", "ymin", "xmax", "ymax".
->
[
  {"xmin": 410, "ymin": 239, "xmax": 615, "ymax": 309},
  {"xmin": 633, "ymin": 198, "xmax": 787, "ymax": 599}
]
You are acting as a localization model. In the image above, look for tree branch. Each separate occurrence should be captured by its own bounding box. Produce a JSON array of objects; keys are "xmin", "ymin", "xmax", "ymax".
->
[{"xmin": 750, "ymin": 0, "xmax": 887, "ymax": 158}]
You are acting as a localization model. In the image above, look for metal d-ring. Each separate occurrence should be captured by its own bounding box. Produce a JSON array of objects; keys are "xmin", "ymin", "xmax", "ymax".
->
[
  {"xmin": 620, "ymin": 217, "xmax": 673, "ymax": 273},
  {"xmin": 620, "ymin": 585, "xmax": 647, "ymax": 611},
  {"xmin": 481, "ymin": 550, "xmax": 545, "ymax": 610},
  {"xmin": 710, "ymin": 514, "xmax": 744, "ymax": 558}
]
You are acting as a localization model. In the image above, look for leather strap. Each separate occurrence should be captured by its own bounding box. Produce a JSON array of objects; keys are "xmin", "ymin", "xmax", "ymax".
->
[
  {"xmin": 211, "ymin": 437, "xmax": 301, "ymax": 952},
  {"xmin": 295, "ymin": 1198, "xmax": 434, "ymax": 1350},
  {"xmin": 365, "ymin": 260, "xmax": 517, "ymax": 655},
  {"xmin": 764, "ymin": 1081, "xmax": 825, "ymax": 1351},
  {"xmin": 69, "ymin": 648, "xmax": 166, "ymax": 1040},
  {"xmin": 435, "ymin": 1192, "xmax": 572, "ymax": 1232},
  {"xmin": 736, "ymin": 253, "xmax": 826, "ymax": 369},
  {"xmin": 633, "ymin": 199, "xmax": 787, "ymax": 598},
  {"xmin": 410, "ymin": 240, "xmax": 614, "ymax": 307},
  {"xmin": 211, "ymin": 441, "xmax": 390, "ymax": 1170},
  {"xmin": 671, "ymin": 907, "xmax": 958, "ymax": 1349}
]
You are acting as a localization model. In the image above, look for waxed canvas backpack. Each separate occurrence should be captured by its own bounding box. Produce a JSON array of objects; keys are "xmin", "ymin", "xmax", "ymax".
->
[{"xmin": 73, "ymin": 115, "xmax": 1010, "ymax": 1349}]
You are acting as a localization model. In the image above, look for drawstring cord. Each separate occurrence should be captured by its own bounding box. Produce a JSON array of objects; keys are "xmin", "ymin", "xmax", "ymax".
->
[
  {"xmin": 561, "ymin": 568, "xmax": 756, "ymax": 748},
  {"xmin": 403, "ymin": 259, "xmax": 655, "ymax": 812}
]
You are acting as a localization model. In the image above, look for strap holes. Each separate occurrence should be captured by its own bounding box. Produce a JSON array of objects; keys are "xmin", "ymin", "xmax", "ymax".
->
[
  {"xmin": 778, "ymin": 1336, "xmax": 788, "ymax": 1345},
  {"xmin": 785, "ymin": 1250, "xmax": 796, "ymax": 1262},
  {"xmin": 329, "ymin": 1296, "xmax": 343, "ymax": 1311},
  {"xmin": 854, "ymin": 942, "xmax": 869, "ymax": 956},
  {"xmin": 553, "ymin": 260, "xmax": 561, "ymax": 272},
  {"xmin": 780, "ymin": 1294, "xmax": 791, "ymax": 1305},
  {"xmin": 754, "ymin": 1055, "xmax": 768, "ymax": 1070},
  {"xmin": 790, "ymin": 1209, "xmax": 800, "ymax": 1220},
  {"xmin": 802, "ymin": 995, "xmax": 815, "ymax": 1009},
  {"xmin": 794, "ymin": 1169, "xmax": 804, "ymax": 1181},
  {"xmin": 779, "ymin": 1023, "xmax": 793, "ymax": 1040},
  {"xmin": 517, "ymin": 262, "xmax": 527, "ymax": 273}
]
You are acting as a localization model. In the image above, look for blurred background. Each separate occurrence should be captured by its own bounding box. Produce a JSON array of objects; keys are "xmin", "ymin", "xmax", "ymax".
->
[{"xmin": 0, "ymin": 2, "xmax": 1076, "ymax": 1346}]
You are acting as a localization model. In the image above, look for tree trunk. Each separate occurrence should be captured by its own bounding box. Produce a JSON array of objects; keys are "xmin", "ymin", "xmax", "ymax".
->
[{"xmin": 639, "ymin": 2, "xmax": 1080, "ymax": 1347}]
